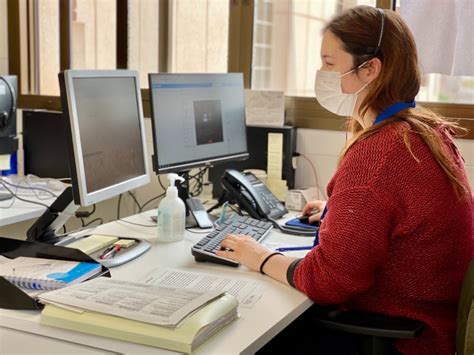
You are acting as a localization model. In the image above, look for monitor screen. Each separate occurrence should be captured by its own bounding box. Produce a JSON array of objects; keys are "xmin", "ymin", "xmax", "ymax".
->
[
  {"xmin": 59, "ymin": 70, "xmax": 150, "ymax": 206},
  {"xmin": 148, "ymin": 73, "xmax": 248, "ymax": 174}
]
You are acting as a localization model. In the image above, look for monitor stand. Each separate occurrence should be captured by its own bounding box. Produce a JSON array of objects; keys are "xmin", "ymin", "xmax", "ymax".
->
[
  {"xmin": 176, "ymin": 171, "xmax": 214, "ymax": 229},
  {"xmin": 26, "ymin": 187, "xmax": 151, "ymax": 267}
]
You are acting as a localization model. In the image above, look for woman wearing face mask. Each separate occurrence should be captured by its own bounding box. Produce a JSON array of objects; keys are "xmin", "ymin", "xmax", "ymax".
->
[{"xmin": 217, "ymin": 5, "xmax": 472, "ymax": 355}]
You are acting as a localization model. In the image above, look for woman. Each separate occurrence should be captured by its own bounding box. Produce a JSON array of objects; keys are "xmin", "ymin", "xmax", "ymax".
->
[{"xmin": 216, "ymin": 5, "xmax": 473, "ymax": 354}]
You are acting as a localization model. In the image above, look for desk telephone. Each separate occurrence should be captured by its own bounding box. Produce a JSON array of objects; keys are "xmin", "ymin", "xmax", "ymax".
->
[{"xmin": 221, "ymin": 169, "xmax": 288, "ymax": 220}]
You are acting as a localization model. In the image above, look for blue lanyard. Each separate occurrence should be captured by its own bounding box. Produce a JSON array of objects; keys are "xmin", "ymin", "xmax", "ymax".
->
[
  {"xmin": 373, "ymin": 100, "xmax": 416, "ymax": 125},
  {"xmin": 313, "ymin": 100, "xmax": 416, "ymax": 248}
]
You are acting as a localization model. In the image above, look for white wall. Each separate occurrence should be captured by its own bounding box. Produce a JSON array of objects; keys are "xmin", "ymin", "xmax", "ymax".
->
[{"xmin": 295, "ymin": 128, "xmax": 474, "ymax": 197}]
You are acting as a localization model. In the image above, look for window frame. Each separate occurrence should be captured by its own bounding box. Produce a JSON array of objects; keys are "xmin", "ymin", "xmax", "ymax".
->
[{"xmin": 7, "ymin": 0, "xmax": 473, "ymax": 139}]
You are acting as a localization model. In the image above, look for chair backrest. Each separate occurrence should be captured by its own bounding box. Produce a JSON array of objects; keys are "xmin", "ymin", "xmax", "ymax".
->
[{"xmin": 456, "ymin": 258, "xmax": 474, "ymax": 355}]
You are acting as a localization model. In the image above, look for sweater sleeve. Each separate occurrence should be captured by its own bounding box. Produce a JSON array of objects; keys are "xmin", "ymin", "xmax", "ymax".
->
[{"xmin": 293, "ymin": 186, "xmax": 393, "ymax": 305}]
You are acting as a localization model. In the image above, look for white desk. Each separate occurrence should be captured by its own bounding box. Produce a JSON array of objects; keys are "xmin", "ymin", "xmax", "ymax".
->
[
  {"xmin": 0, "ymin": 211, "xmax": 314, "ymax": 354},
  {"xmin": 0, "ymin": 196, "xmax": 52, "ymax": 227},
  {"xmin": 0, "ymin": 176, "xmax": 59, "ymax": 227}
]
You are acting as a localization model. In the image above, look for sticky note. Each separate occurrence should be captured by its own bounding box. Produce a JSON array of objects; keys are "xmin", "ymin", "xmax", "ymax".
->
[
  {"xmin": 267, "ymin": 133, "xmax": 283, "ymax": 180},
  {"xmin": 0, "ymin": 155, "xmax": 11, "ymax": 170},
  {"xmin": 68, "ymin": 235, "xmax": 119, "ymax": 255},
  {"xmin": 115, "ymin": 239, "xmax": 137, "ymax": 248}
]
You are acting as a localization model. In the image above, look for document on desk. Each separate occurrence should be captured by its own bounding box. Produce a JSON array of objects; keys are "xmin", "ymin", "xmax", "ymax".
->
[
  {"xmin": 38, "ymin": 278, "xmax": 223, "ymax": 327},
  {"xmin": 141, "ymin": 266, "xmax": 265, "ymax": 308}
]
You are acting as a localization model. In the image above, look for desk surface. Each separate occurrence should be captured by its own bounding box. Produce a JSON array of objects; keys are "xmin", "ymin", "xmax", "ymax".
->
[
  {"xmin": 0, "ymin": 176, "xmax": 59, "ymax": 227},
  {"xmin": 0, "ymin": 211, "xmax": 313, "ymax": 354}
]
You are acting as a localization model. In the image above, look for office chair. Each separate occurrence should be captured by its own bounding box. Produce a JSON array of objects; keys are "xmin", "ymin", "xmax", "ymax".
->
[{"xmin": 313, "ymin": 259, "xmax": 474, "ymax": 355}]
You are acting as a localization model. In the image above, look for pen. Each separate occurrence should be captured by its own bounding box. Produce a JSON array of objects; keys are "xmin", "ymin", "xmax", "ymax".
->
[
  {"xmin": 275, "ymin": 246, "xmax": 313, "ymax": 252},
  {"xmin": 99, "ymin": 245, "xmax": 115, "ymax": 258},
  {"xmin": 100, "ymin": 245, "xmax": 121, "ymax": 259}
]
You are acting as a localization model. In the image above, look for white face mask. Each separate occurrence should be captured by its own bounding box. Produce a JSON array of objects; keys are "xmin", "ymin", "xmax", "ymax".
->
[{"xmin": 314, "ymin": 64, "xmax": 369, "ymax": 117}]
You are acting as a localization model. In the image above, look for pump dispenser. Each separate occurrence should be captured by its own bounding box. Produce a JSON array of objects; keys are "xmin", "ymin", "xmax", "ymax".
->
[{"xmin": 156, "ymin": 173, "xmax": 186, "ymax": 243}]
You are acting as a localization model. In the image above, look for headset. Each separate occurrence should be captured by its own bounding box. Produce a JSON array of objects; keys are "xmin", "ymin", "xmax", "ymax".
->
[{"xmin": 0, "ymin": 77, "xmax": 17, "ymax": 131}]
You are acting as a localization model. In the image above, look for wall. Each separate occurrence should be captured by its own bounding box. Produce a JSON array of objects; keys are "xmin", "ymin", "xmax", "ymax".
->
[{"xmin": 295, "ymin": 128, "xmax": 474, "ymax": 198}]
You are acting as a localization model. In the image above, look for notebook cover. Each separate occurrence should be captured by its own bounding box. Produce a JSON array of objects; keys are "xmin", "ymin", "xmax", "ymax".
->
[{"xmin": 0, "ymin": 237, "xmax": 110, "ymax": 310}]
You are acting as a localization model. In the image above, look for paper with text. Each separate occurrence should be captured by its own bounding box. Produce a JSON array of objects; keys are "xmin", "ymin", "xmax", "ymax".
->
[
  {"xmin": 245, "ymin": 90, "xmax": 284, "ymax": 126},
  {"xmin": 38, "ymin": 278, "xmax": 223, "ymax": 327},
  {"xmin": 141, "ymin": 266, "xmax": 264, "ymax": 308}
]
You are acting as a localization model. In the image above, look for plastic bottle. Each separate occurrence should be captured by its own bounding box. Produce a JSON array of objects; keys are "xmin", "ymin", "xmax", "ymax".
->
[{"xmin": 156, "ymin": 173, "xmax": 186, "ymax": 243}]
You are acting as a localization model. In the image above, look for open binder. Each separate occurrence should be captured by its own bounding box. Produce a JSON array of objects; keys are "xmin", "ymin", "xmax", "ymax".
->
[{"xmin": 0, "ymin": 237, "xmax": 110, "ymax": 310}]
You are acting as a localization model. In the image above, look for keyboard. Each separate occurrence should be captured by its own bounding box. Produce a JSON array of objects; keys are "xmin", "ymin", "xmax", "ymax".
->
[{"xmin": 191, "ymin": 216, "xmax": 273, "ymax": 267}]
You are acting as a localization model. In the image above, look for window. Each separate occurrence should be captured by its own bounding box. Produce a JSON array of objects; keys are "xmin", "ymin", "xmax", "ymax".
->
[
  {"xmin": 395, "ymin": 4, "xmax": 474, "ymax": 105},
  {"xmin": 251, "ymin": 0, "xmax": 376, "ymax": 96},
  {"xmin": 128, "ymin": 0, "xmax": 160, "ymax": 86},
  {"xmin": 71, "ymin": 0, "xmax": 116, "ymax": 70},
  {"xmin": 0, "ymin": 0, "xmax": 8, "ymax": 74},
  {"xmin": 36, "ymin": 0, "xmax": 60, "ymax": 95},
  {"xmin": 418, "ymin": 74, "xmax": 474, "ymax": 104},
  {"xmin": 170, "ymin": 0, "xmax": 229, "ymax": 73}
]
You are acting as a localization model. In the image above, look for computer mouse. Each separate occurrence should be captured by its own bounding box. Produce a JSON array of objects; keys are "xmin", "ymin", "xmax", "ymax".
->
[{"xmin": 297, "ymin": 214, "xmax": 319, "ymax": 226}]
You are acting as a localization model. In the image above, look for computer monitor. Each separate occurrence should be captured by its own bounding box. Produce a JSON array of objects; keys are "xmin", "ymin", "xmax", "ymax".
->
[
  {"xmin": 27, "ymin": 70, "xmax": 150, "ymax": 243},
  {"xmin": 61, "ymin": 70, "xmax": 150, "ymax": 206},
  {"xmin": 148, "ymin": 73, "xmax": 248, "ymax": 175}
]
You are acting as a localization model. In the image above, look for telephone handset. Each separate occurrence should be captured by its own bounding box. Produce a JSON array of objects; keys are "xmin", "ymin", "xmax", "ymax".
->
[{"xmin": 221, "ymin": 169, "xmax": 288, "ymax": 220}]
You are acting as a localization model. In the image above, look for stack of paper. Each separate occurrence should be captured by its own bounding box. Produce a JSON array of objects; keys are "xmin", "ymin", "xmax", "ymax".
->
[{"xmin": 39, "ymin": 278, "xmax": 239, "ymax": 353}]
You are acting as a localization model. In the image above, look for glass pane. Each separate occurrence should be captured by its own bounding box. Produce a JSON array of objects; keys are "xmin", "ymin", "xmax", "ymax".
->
[
  {"xmin": 251, "ymin": 0, "xmax": 376, "ymax": 96},
  {"xmin": 0, "ymin": 0, "xmax": 8, "ymax": 74},
  {"xmin": 395, "ymin": 4, "xmax": 474, "ymax": 104},
  {"xmin": 38, "ymin": 0, "xmax": 60, "ymax": 95},
  {"xmin": 128, "ymin": 0, "xmax": 159, "ymax": 87},
  {"xmin": 418, "ymin": 74, "xmax": 474, "ymax": 104},
  {"xmin": 170, "ymin": 0, "xmax": 229, "ymax": 73},
  {"xmin": 71, "ymin": 0, "xmax": 116, "ymax": 70}
]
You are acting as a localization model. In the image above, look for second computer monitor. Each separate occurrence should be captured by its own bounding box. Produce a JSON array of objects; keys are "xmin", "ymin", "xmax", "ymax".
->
[
  {"xmin": 148, "ymin": 73, "xmax": 248, "ymax": 174},
  {"xmin": 59, "ymin": 70, "xmax": 150, "ymax": 206}
]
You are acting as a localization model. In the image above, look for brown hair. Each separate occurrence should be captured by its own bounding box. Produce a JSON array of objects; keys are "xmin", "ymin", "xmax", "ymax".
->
[{"xmin": 325, "ymin": 6, "xmax": 470, "ymax": 199}]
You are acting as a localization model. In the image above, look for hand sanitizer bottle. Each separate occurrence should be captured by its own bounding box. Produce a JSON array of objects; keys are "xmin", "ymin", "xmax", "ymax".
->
[{"xmin": 156, "ymin": 173, "xmax": 186, "ymax": 243}]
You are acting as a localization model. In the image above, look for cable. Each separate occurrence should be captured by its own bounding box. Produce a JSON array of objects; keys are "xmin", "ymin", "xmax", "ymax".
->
[
  {"xmin": 127, "ymin": 191, "xmax": 142, "ymax": 211},
  {"xmin": 117, "ymin": 193, "xmax": 123, "ymax": 219},
  {"xmin": 115, "ymin": 219, "xmax": 156, "ymax": 228},
  {"xmin": 75, "ymin": 204, "xmax": 96, "ymax": 218},
  {"xmin": 297, "ymin": 153, "xmax": 322, "ymax": 200},
  {"xmin": 139, "ymin": 192, "xmax": 166, "ymax": 212},
  {"xmin": 0, "ymin": 181, "xmax": 50, "ymax": 208},
  {"xmin": 157, "ymin": 175, "xmax": 166, "ymax": 191},
  {"xmin": 82, "ymin": 217, "xmax": 103, "ymax": 228},
  {"xmin": 1, "ymin": 177, "xmax": 58, "ymax": 198}
]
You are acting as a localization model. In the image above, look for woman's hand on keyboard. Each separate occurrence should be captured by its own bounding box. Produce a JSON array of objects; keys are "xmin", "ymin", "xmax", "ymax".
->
[{"xmin": 216, "ymin": 234, "xmax": 273, "ymax": 272}]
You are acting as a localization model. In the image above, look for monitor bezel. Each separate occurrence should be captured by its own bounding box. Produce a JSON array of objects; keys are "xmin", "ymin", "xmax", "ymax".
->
[
  {"xmin": 62, "ymin": 69, "xmax": 150, "ymax": 206},
  {"xmin": 148, "ymin": 73, "xmax": 249, "ymax": 175}
]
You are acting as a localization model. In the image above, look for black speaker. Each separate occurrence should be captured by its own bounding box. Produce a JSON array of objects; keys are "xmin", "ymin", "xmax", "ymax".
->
[
  {"xmin": 22, "ymin": 110, "xmax": 70, "ymax": 179},
  {"xmin": 0, "ymin": 75, "xmax": 18, "ymax": 154}
]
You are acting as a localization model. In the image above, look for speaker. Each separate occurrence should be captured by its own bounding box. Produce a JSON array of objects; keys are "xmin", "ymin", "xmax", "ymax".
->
[
  {"xmin": 22, "ymin": 110, "xmax": 70, "ymax": 179},
  {"xmin": 0, "ymin": 75, "xmax": 18, "ymax": 155}
]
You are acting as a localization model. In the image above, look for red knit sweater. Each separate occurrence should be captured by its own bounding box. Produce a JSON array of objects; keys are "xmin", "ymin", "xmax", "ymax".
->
[{"xmin": 293, "ymin": 122, "xmax": 473, "ymax": 355}]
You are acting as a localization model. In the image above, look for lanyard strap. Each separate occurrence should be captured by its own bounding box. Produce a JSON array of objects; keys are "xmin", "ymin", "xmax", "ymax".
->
[{"xmin": 373, "ymin": 100, "xmax": 416, "ymax": 125}]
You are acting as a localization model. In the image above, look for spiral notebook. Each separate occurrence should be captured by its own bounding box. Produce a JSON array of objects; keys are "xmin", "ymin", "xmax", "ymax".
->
[{"xmin": 0, "ymin": 256, "xmax": 102, "ymax": 290}]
